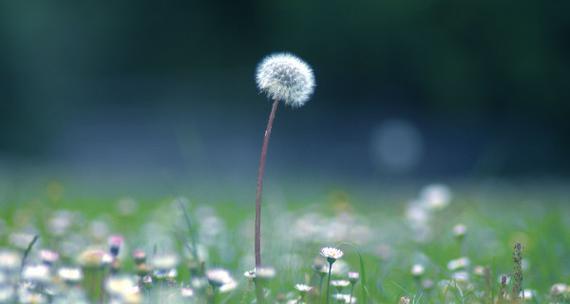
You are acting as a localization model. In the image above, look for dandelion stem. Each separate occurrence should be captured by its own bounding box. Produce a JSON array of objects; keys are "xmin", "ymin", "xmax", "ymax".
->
[
  {"xmin": 325, "ymin": 262, "xmax": 333, "ymax": 304},
  {"xmin": 254, "ymin": 99, "xmax": 280, "ymax": 267},
  {"xmin": 349, "ymin": 284, "xmax": 355, "ymax": 304}
]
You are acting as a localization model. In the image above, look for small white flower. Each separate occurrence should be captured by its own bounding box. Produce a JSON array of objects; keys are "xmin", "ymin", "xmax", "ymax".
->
[
  {"xmin": 58, "ymin": 267, "xmax": 83, "ymax": 283},
  {"xmin": 451, "ymin": 271, "xmax": 470, "ymax": 283},
  {"xmin": 447, "ymin": 257, "xmax": 470, "ymax": 271},
  {"xmin": 294, "ymin": 284, "xmax": 312, "ymax": 293},
  {"xmin": 333, "ymin": 293, "xmax": 356, "ymax": 303},
  {"xmin": 331, "ymin": 279, "xmax": 350, "ymax": 288},
  {"xmin": 452, "ymin": 224, "xmax": 467, "ymax": 238},
  {"xmin": 411, "ymin": 264, "xmax": 425, "ymax": 277},
  {"xmin": 0, "ymin": 250, "xmax": 21, "ymax": 272},
  {"xmin": 520, "ymin": 289, "xmax": 535, "ymax": 300},
  {"xmin": 255, "ymin": 266, "xmax": 276, "ymax": 279},
  {"xmin": 550, "ymin": 283, "xmax": 568, "ymax": 296},
  {"xmin": 206, "ymin": 268, "xmax": 236, "ymax": 291},
  {"xmin": 320, "ymin": 247, "xmax": 344, "ymax": 262},
  {"xmin": 22, "ymin": 264, "xmax": 51, "ymax": 283},
  {"xmin": 256, "ymin": 53, "xmax": 315, "ymax": 107},
  {"xmin": 181, "ymin": 287, "xmax": 194, "ymax": 298},
  {"xmin": 420, "ymin": 184, "xmax": 451, "ymax": 210},
  {"xmin": 105, "ymin": 276, "xmax": 139, "ymax": 297},
  {"xmin": 348, "ymin": 272, "xmax": 360, "ymax": 283},
  {"xmin": 149, "ymin": 254, "xmax": 179, "ymax": 270}
]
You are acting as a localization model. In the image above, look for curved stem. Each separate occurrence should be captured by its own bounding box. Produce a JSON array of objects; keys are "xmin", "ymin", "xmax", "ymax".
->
[{"xmin": 254, "ymin": 99, "xmax": 280, "ymax": 267}]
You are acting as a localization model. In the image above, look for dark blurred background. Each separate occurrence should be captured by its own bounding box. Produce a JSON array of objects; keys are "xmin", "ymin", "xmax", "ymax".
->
[{"xmin": 1, "ymin": 1, "xmax": 569, "ymax": 190}]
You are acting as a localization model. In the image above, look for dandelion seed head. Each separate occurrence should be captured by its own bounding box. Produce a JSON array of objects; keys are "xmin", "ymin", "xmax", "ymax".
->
[{"xmin": 256, "ymin": 53, "xmax": 315, "ymax": 107}]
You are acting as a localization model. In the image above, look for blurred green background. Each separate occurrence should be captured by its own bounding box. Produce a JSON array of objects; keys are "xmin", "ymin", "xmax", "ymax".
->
[{"xmin": 1, "ymin": 1, "xmax": 569, "ymax": 193}]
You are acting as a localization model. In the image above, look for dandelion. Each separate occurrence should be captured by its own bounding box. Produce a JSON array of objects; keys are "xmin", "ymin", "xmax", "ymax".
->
[
  {"xmin": 253, "ymin": 53, "xmax": 315, "ymax": 271},
  {"xmin": 256, "ymin": 53, "xmax": 315, "ymax": 107}
]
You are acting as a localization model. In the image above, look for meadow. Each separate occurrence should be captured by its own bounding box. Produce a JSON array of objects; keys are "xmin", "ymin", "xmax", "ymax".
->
[{"xmin": 0, "ymin": 181, "xmax": 568, "ymax": 303}]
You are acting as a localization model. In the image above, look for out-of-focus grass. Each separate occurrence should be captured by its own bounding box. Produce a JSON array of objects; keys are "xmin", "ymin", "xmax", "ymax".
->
[{"xmin": 0, "ymin": 183, "xmax": 569, "ymax": 303}]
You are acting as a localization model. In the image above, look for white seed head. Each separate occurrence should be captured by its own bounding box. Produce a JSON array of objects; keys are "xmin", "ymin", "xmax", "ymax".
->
[{"xmin": 256, "ymin": 53, "xmax": 315, "ymax": 107}]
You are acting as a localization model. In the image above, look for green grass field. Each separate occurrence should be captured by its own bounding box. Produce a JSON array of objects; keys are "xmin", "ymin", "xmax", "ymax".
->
[{"xmin": 1, "ymin": 181, "xmax": 569, "ymax": 303}]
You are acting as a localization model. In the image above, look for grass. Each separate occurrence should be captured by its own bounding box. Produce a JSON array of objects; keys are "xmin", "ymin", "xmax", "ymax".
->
[{"xmin": 1, "ymin": 182, "xmax": 569, "ymax": 303}]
